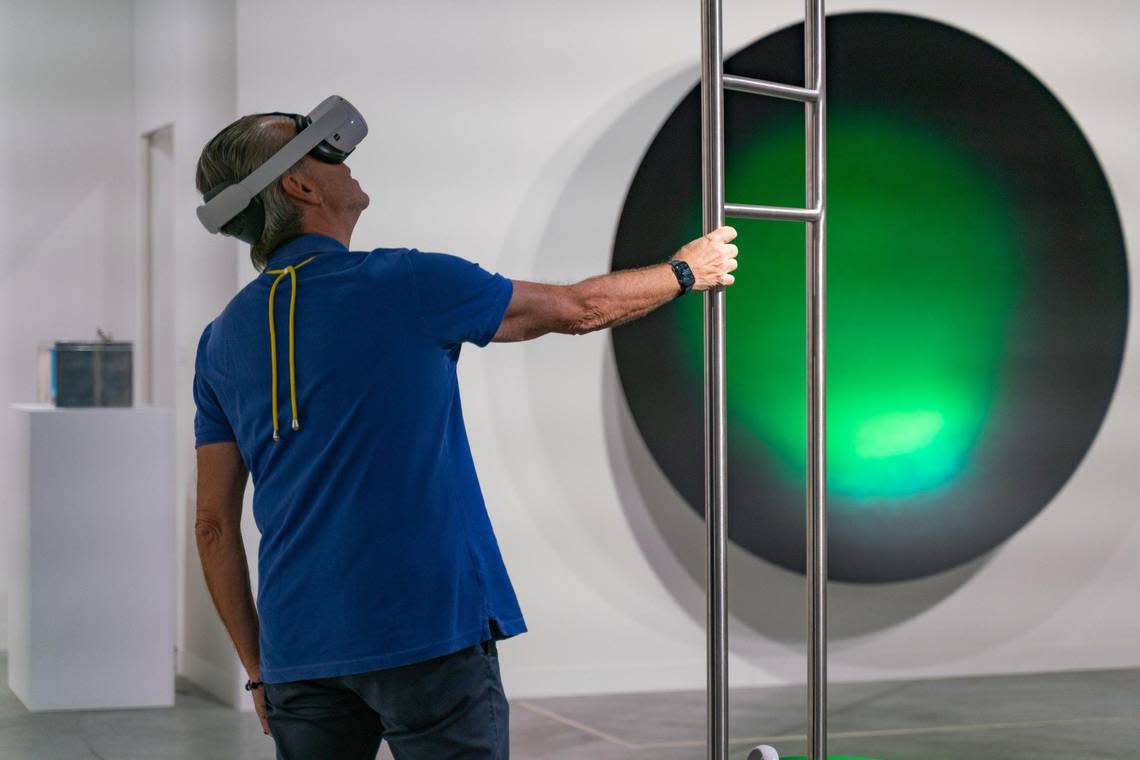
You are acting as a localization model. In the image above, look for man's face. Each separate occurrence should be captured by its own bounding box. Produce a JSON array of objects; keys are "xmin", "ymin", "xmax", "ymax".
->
[{"xmin": 301, "ymin": 155, "xmax": 370, "ymax": 215}]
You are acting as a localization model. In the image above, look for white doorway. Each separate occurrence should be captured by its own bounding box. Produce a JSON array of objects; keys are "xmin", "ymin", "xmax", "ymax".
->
[{"xmin": 141, "ymin": 125, "xmax": 176, "ymax": 407}]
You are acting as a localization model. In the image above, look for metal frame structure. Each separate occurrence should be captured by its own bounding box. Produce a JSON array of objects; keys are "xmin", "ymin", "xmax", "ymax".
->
[{"xmin": 700, "ymin": 1, "xmax": 829, "ymax": 759}]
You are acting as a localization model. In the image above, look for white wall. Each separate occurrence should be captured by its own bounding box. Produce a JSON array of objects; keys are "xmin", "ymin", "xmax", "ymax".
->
[
  {"xmin": 236, "ymin": 0, "xmax": 1140, "ymax": 698},
  {"xmin": 0, "ymin": 0, "xmax": 137, "ymax": 653},
  {"xmin": 2, "ymin": 0, "xmax": 1136, "ymax": 705},
  {"xmin": 0, "ymin": 0, "xmax": 248, "ymax": 710}
]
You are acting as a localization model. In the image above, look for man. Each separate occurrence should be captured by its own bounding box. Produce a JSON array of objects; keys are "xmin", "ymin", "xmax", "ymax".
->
[{"xmin": 192, "ymin": 110, "xmax": 739, "ymax": 760}]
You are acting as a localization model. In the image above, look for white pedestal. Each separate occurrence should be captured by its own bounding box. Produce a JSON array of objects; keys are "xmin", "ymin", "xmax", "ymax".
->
[{"xmin": 7, "ymin": 404, "xmax": 176, "ymax": 711}]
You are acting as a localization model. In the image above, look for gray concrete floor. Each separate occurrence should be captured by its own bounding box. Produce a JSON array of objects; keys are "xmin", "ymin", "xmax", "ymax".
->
[{"xmin": 1, "ymin": 653, "xmax": 1136, "ymax": 759}]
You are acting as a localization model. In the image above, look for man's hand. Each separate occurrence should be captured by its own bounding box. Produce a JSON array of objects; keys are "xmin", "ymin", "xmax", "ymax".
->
[
  {"xmin": 673, "ymin": 225, "xmax": 739, "ymax": 291},
  {"xmin": 252, "ymin": 684, "xmax": 271, "ymax": 736}
]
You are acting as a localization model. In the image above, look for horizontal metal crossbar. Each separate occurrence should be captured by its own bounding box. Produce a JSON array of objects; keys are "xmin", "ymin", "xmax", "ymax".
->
[
  {"xmin": 723, "ymin": 74, "xmax": 819, "ymax": 102},
  {"xmin": 724, "ymin": 203, "xmax": 821, "ymax": 222}
]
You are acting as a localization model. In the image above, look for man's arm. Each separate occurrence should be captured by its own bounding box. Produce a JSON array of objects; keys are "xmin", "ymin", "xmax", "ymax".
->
[
  {"xmin": 493, "ymin": 226, "xmax": 739, "ymax": 343},
  {"xmin": 194, "ymin": 442, "xmax": 260, "ymax": 681}
]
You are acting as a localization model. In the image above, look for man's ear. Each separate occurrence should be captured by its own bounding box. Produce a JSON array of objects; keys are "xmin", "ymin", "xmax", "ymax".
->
[{"xmin": 280, "ymin": 167, "xmax": 320, "ymax": 206}]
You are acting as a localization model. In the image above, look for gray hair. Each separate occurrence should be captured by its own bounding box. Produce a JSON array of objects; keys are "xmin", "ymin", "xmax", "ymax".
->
[{"xmin": 195, "ymin": 115, "xmax": 306, "ymax": 271}]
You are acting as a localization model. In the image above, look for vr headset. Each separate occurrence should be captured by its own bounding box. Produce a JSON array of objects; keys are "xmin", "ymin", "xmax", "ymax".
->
[{"xmin": 196, "ymin": 95, "xmax": 368, "ymax": 244}]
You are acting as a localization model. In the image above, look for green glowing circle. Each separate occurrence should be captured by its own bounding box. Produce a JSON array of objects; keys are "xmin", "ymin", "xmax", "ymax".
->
[
  {"xmin": 676, "ymin": 110, "xmax": 1022, "ymax": 501},
  {"xmin": 611, "ymin": 13, "xmax": 1129, "ymax": 582}
]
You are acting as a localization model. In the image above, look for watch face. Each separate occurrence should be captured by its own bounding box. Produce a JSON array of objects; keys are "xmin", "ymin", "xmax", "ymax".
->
[
  {"xmin": 673, "ymin": 260, "xmax": 695, "ymax": 290},
  {"xmin": 681, "ymin": 263, "xmax": 695, "ymax": 289}
]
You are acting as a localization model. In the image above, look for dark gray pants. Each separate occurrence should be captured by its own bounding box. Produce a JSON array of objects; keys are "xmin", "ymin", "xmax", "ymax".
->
[{"xmin": 264, "ymin": 640, "xmax": 508, "ymax": 760}]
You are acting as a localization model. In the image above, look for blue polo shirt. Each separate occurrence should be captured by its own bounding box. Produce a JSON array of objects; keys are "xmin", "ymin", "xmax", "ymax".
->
[{"xmin": 192, "ymin": 233, "xmax": 526, "ymax": 684}]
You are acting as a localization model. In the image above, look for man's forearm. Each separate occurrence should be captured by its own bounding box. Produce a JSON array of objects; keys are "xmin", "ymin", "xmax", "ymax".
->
[
  {"xmin": 566, "ymin": 262, "xmax": 680, "ymax": 334},
  {"xmin": 493, "ymin": 227, "xmax": 735, "ymax": 342},
  {"xmin": 195, "ymin": 525, "xmax": 261, "ymax": 678}
]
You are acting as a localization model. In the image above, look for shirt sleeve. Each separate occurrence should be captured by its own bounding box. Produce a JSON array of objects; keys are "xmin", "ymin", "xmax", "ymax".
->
[
  {"xmin": 193, "ymin": 322, "xmax": 237, "ymax": 448},
  {"xmin": 407, "ymin": 250, "xmax": 514, "ymax": 348}
]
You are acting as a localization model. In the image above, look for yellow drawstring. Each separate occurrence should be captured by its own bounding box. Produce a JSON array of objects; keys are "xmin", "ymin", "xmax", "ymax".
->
[{"xmin": 266, "ymin": 256, "xmax": 317, "ymax": 442}]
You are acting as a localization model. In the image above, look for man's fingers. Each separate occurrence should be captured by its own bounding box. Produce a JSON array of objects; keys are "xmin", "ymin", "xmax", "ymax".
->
[
  {"xmin": 724, "ymin": 243, "xmax": 739, "ymax": 258},
  {"xmin": 707, "ymin": 225, "xmax": 737, "ymax": 243},
  {"xmin": 254, "ymin": 693, "xmax": 272, "ymax": 736},
  {"xmin": 727, "ymin": 258, "xmax": 739, "ymax": 272},
  {"xmin": 721, "ymin": 273, "xmax": 735, "ymax": 286}
]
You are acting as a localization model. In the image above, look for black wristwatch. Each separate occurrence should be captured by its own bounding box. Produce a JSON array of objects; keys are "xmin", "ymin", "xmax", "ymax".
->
[
  {"xmin": 245, "ymin": 679, "xmax": 264, "ymax": 691},
  {"xmin": 668, "ymin": 259, "xmax": 695, "ymax": 296}
]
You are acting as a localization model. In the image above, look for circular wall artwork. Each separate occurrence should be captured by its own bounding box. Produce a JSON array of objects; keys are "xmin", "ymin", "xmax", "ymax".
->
[{"xmin": 611, "ymin": 12, "xmax": 1129, "ymax": 583}]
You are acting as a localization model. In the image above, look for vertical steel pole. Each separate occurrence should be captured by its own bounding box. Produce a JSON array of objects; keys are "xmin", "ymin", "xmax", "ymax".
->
[
  {"xmin": 699, "ymin": 0, "xmax": 728, "ymax": 759},
  {"xmin": 805, "ymin": 1, "xmax": 827, "ymax": 759}
]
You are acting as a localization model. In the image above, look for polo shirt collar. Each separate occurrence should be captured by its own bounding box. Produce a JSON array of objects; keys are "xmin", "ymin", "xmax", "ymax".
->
[{"xmin": 265, "ymin": 233, "xmax": 349, "ymax": 268}]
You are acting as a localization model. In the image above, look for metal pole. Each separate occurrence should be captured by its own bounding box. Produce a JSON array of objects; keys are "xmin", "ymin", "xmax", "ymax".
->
[
  {"xmin": 699, "ymin": 0, "xmax": 728, "ymax": 758},
  {"xmin": 805, "ymin": 1, "xmax": 828, "ymax": 759}
]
